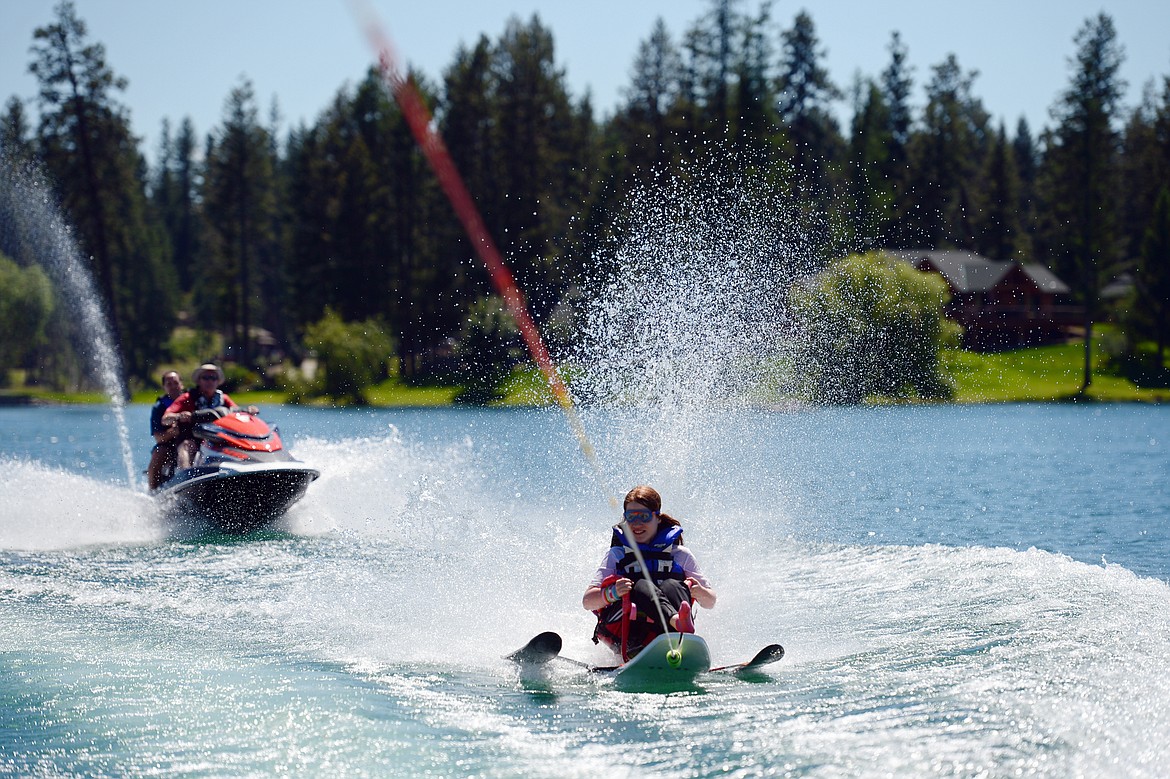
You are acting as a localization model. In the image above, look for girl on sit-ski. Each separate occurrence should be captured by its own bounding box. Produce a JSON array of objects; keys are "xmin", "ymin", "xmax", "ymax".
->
[{"xmin": 583, "ymin": 485, "xmax": 717, "ymax": 657}]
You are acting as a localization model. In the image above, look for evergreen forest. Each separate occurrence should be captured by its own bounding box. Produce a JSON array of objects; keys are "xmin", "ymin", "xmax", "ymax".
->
[{"xmin": 1, "ymin": 1, "xmax": 1168, "ymax": 401}]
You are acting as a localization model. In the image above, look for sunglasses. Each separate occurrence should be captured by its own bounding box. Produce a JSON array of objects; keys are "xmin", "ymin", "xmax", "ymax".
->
[{"xmin": 623, "ymin": 509, "xmax": 656, "ymax": 525}]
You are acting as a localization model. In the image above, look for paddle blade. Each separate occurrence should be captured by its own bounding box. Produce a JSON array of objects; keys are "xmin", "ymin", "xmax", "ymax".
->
[{"xmin": 506, "ymin": 632, "xmax": 562, "ymax": 665}]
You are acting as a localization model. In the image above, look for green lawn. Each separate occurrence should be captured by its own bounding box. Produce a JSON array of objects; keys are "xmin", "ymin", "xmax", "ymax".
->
[
  {"xmin": 362, "ymin": 379, "xmax": 461, "ymax": 406},
  {"xmin": 499, "ymin": 343, "xmax": 1167, "ymax": 406},
  {"xmin": 496, "ymin": 366, "xmax": 561, "ymax": 406},
  {"xmin": 944, "ymin": 336, "xmax": 1168, "ymax": 403},
  {"xmin": 235, "ymin": 380, "xmax": 460, "ymax": 407},
  {"xmin": 1, "ymin": 388, "xmax": 109, "ymax": 405}
]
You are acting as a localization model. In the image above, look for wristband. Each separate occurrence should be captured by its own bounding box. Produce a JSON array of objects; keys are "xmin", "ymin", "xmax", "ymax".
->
[{"xmin": 603, "ymin": 584, "xmax": 618, "ymax": 605}]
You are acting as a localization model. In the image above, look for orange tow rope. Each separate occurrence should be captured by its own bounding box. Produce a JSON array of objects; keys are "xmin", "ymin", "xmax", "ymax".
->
[{"xmin": 350, "ymin": 1, "xmax": 604, "ymax": 491}]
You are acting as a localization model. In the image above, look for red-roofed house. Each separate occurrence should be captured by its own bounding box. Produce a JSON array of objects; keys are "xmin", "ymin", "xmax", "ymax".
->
[{"xmin": 888, "ymin": 250, "xmax": 1081, "ymax": 350}]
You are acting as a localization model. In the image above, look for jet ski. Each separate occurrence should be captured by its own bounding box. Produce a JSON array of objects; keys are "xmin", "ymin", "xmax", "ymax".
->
[{"xmin": 154, "ymin": 406, "xmax": 319, "ymax": 533}]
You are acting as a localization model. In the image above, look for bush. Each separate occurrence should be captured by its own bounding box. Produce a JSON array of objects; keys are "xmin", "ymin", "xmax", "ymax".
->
[
  {"xmin": 452, "ymin": 296, "xmax": 521, "ymax": 405},
  {"xmin": 0, "ymin": 252, "xmax": 55, "ymax": 377},
  {"xmin": 789, "ymin": 251, "xmax": 960, "ymax": 403},
  {"xmin": 166, "ymin": 327, "xmax": 223, "ymax": 364},
  {"xmin": 220, "ymin": 362, "xmax": 260, "ymax": 393},
  {"xmin": 297, "ymin": 308, "xmax": 395, "ymax": 405}
]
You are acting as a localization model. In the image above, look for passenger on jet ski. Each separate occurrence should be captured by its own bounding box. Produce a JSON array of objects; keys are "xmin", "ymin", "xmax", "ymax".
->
[
  {"xmin": 583, "ymin": 485, "xmax": 717, "ymax": 655},
  {"xmin": 147, "ymin": 370, "xmax": 185, "ymax": 489},
  {"xmin": 161, "ymin": 363, "xmax": 257, "ymax": 469}
]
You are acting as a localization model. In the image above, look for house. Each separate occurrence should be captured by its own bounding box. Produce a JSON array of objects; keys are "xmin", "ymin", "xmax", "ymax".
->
[{"xmin": 887, "ymin": 250, "xmax": 1081, "ymax": 350}]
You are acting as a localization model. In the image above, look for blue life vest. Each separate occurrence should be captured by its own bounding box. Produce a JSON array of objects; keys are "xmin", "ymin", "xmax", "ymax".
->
[
  {"xmin": 150, "ymin": 394, "xmax": 172, "ymax": 436},
  {"xmin": 609, "ymin": 523, "xmax": 687, "ymax": 583},
  {"xmin": 592, "ymin": 522, "xmax": 690, "ymax": 652},
  {"xmin": 194, "ymin": 389, "xmax": 227, "ymax": 411}
]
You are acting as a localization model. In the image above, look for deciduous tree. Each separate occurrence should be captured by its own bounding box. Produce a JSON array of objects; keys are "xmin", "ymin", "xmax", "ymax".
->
[
  {"xmin": 0, "ymin": 251, "xmax": 55, "ymax": 378},
  {"xmin": 788, "ymin": 251, "xmax": 959, "ymax": 403}
]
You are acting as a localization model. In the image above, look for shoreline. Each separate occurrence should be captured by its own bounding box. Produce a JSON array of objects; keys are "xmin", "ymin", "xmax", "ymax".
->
[{"xmin": 4, "ymin": 390, "xmax": 1165, "ymax": 408}]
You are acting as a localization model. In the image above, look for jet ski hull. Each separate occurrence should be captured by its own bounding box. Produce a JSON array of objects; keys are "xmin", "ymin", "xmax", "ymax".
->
[{"xmin": 157, "ymin": 461, "xmax": 319, "ymax": 534}]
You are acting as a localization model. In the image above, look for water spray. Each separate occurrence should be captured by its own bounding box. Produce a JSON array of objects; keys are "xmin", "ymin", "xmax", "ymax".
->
[
  {"xmin": 0, "ymin": 154, "xmax": 137, "ymax": 488},
  {"xmin": 350, "ymin": 1, "xmax": 683, "ymax": 655}
]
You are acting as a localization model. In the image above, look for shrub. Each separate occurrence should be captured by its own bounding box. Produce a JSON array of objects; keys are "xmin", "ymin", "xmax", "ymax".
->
[
  {"xmin": 452, "ymin": 296, "xmax": 521, "ymax": 405},
  {"xmin": 0, "ymin": 252, "xmax": 55, "ymax": 379},
  {"xmin": 299, "ymin": 308, "xmax": 395, "ymax": 405},
  {"xmin": 789, "ymin": 251, "xmax": 960, "ymax": 403}
]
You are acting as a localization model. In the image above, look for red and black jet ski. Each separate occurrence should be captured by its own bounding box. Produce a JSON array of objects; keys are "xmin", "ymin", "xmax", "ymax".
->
[{"xmin": 154, "ymin": 407, "xmax": 319, "ymax": 533}]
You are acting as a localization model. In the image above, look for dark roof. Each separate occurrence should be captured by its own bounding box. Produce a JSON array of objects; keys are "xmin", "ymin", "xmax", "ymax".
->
[
  {"xmin": 1020, "ymin": 263, "xmax": 1071, "ymax": 295},
  {"xmin": 886, "ymin": 250, "xmax": 1070, "ymax": 295},
  {"xmin": 886, "ymin": 250, "xmax": 1011, "ymax": 293},
  {"xmin": 1100, "ymin": 272, "xmax": 1134, "ymax": 299}
]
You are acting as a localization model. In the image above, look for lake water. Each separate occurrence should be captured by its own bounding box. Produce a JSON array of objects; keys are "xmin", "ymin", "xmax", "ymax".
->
[{"xmin": 2, "ymin": 402, "xmax": 1168, "ymax": 777}]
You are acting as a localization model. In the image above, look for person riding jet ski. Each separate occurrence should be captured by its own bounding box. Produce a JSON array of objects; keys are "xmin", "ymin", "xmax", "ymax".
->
[{"xmin": 161, "ymin": 363, "xmax": 256, "ymax": 469}]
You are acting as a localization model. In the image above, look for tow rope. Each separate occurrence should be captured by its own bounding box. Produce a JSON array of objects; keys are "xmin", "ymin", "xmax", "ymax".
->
[{"xmin": 350, "ymin": 0, "xmax": 681, "ymax": 656}]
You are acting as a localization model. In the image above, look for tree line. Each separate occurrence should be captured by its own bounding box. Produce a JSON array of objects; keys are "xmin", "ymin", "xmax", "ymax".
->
[{"xmin": 1, "ymin": 0, "xmax": 1168, "ymax": 396}]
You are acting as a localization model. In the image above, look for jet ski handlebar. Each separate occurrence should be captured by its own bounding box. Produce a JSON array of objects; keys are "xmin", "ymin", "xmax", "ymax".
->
[{"xmin": 193, "ymin": 407, "xmax": 230, "ymax": 423}]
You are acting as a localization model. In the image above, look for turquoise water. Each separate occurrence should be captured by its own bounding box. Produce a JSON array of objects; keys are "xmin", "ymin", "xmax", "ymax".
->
[{"xmin": 2, "ymin": 403, "xmax": 1169, "ymax": 777}]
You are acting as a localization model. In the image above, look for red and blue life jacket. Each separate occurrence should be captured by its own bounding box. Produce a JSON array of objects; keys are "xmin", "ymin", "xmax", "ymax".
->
[
  {"xmin": 592, "ymin": 522, "xmax": 689, "ymax": 653},
  {"xmin": 609, "ymin": 523, "xmax": 687, "ymax": 584}
]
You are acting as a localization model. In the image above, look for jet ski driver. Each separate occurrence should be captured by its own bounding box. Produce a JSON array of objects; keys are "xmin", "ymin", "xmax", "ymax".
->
[{"xmin": 161, "ymin": 363, "xmax": 257, "ymax": 469}]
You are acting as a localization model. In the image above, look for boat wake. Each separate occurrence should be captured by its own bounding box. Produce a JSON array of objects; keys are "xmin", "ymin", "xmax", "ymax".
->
[
  {"xmin": 0, "ymin": 458, "xmax": 163, "ymax": 549},
  {"xmin": 3, "ymin": 425, "xmax": 1170, "ymax": 776}
]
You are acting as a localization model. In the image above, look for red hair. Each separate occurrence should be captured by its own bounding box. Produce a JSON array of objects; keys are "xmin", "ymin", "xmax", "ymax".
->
[{"xmin": 623, "ymin": 485, "xmax": 681, "ymax": 532}]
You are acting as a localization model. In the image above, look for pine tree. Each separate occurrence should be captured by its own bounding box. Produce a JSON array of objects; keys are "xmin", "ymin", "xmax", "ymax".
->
[
  {"xmin": 489, "ymin": 15, "xmax": 585, "ymax": 319},
  {"xmin": 385, "ymin": 69, "xmax": 449, "ymax": 376},
  {"xmin": 846, "ymin": 80, "xmax": 894, "ymax": 248},
  {"xmin": 28, "ymin": 1, "xmax": 175, "ymax": 379},
  {"xmin": 877, "ymin": 32, "xmax": 916, "ymax": 248},
  {"xmin": 622, "ymin": 18, "xmax": 684, "ymax": 174},
  {"xmin": 776, "ymin": 11, "xmax": 843, "ymax": 203},
  {"xmin": 734, "ymin": 4, "xmax": 781, "ymax": 168},
  {"xmin": 905, "ymin": 54, "xmax": 990, "ymax": 249},
  {"xmin": 0, "ymin": 97, "xmax": 35, "ymax": 164},
  {"xmin": 152, "ymin": 116, "xmax": 201, "ymax": 293},
  {"xmin": 1120, "ymin": 83, "xmax": 1166, "ymax": 262},
  {"xmin": 881, "ymin": 32, "xmax": 913, "ymax": 155},
  {"xmin": 1012, "ymin": 117, "xmax": 1038, "ymax": 256},
  {"xmin": 979, "ymin": 123, "xmax": 1023, "ymax": 259},
  {"xmin": 1043, "ymin": 13, "xmax": 1125, "ymax": 392},
  {"xmin": 690, "ymin": 0, "xmax": 744, "ymax": 139},
  {"xmin": 1135, "ymin": 186, "xmax": 1170, "ymax": 369},
  {"xmin": 441, "ymin": 37, "xmax": 498, "ymax": 223},
  {"xmin": 200, "ymin": 78, "xmax": 279, "ymax": 367},
  {"xmin": 29, "ymin": 1, "xmax": 124, "ymax": 326}
]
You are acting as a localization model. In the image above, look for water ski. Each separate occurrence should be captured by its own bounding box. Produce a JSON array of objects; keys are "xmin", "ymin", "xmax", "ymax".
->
[
  {"xmin": 710, "ymin": 643, "xmax": 785, "ymax": 673},
  {"xmin": 608, "ymin": 633, "xmax": 711, "ymax": 683},
  {"xmin": 506, "ymin": 631, "xmax": 562, "ymax": 665},
  {"xmin": 507, "ymin": 631, "xmax": 784, "ymax": 683}
]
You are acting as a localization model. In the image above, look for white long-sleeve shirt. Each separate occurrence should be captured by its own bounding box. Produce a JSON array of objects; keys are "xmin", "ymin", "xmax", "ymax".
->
[{"xmin": 588, "ymin": 544, "xmax": 712, "ymax": 589}]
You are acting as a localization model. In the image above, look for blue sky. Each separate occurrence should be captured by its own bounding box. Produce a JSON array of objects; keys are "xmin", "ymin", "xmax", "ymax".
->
[{"xmin": 2, "ymin": 0, "xmax": 1169, "ymax": 162}]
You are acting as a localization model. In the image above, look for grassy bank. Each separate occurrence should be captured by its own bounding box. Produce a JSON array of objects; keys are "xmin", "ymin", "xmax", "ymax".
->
[
  {"xmin": 943, "ymin": 336, "xmax": 1168, "ymax": 403},
  {"xmin": 8, "ymin": 334, "xmax": 1167, "ymax": 407}
]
